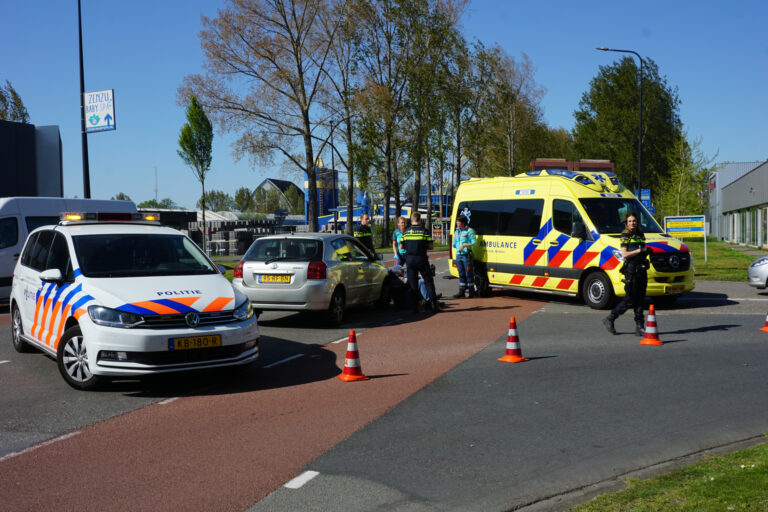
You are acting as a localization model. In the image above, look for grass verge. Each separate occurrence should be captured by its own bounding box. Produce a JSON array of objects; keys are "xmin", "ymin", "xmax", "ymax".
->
[
  {"xmin": 684, "ymin": 238, "xmax": 759, "ymax": 282},
  {"xmin": 572, "ymin": 439, "xmax": 768, "ymax": 511}
]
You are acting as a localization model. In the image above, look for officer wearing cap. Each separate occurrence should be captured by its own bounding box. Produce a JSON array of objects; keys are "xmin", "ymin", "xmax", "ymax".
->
[
  {"xmin": 354, "ymin": 213, "xmax": 374, "ymax": 255},
  {"xmin": 400, "ymin": 211, "xmax": 438, "ymax": 313}
]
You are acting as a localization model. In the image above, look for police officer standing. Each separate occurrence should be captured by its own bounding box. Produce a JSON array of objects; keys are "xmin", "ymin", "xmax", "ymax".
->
[
  {"xmin": 603, "ymin": 212, "xmax": 651, "ymax": 336},
  {"xmin": 452, "ymin": 215, "xmax": 477, "ymax": 298},
  {"xmin": 400, "ymin": 212, "xmax": 439, "ymax": 313},
  {"xmin": 354, "ymin": 213, "xmax": 374, "ymax": 255}
]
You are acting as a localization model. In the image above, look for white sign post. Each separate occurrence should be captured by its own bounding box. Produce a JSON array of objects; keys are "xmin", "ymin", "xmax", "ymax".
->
[{"xmin": 84, "ymin": 89, "xmax": 116, "ymax": 133}]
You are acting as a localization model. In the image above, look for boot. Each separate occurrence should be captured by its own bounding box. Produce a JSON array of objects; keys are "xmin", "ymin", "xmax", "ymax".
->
[
  {"xmin": 602, "ymin": 315, "xmax": 616, "ymax": 335},
  {"xmin": 452, "ymin": 288, "xmax": 466, "ymax": 299},
  {"xmin": 429, "ymin": 300, "xmax": 440, "ymax": 313},
  {"xmin": 635, "ymin": 322, "xmax": 645, "ymax": 337},
  {"xmin": 467, "ymin": 287, "xmax": 476, "ymax": 298}
]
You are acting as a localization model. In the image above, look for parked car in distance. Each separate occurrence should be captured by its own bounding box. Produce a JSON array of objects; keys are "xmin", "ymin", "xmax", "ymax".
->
[
  {"xmin": 232, "ymin": 233, "xmax": 389, "ymax": 325},
  {"xmin": 748, "ymin": 255, "xmax": 768, "ymax": 289}
]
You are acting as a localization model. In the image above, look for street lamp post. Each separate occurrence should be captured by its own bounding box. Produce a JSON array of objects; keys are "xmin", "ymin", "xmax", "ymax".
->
[
  {"xmin": 596, "ymin": 47, "xmax": 644, "ymax": 198},
  {"xmin": 78, "ymin": 0, "xmax": 91, "ymax": 198},
  {"xmin": 330, "ymin": 120, "xmax": 337, "ymax": 233}
]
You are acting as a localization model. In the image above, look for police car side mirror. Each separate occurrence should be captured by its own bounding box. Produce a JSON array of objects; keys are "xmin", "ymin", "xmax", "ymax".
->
[
  {"xmin": 40, "ymin": 268, "xmax": 64, "ymax": 283},
  {"xmin": 571, "ymin": 221, "xmax": 588, "ymax": 240}
]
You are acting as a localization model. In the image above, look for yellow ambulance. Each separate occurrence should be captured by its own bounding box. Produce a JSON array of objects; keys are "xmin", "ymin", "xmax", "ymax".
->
[{"xmin": 449, "ymin": 169, "xmax": 695, "ymax": 308}]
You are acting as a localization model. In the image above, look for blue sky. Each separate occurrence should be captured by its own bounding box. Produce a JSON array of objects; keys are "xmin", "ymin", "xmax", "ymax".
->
[{"xmin": 3, "ymin": 1, "xmax": 766, "ymax": 208}]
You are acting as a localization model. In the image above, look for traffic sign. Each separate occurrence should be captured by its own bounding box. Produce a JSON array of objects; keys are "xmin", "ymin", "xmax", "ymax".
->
[
  {"xmin": 664, "ymin": 215, "xmax": 705, "ymax": 238},
  {"xmin": 84, "ymin": 89, "xmax": 116, "ymax": 133}
]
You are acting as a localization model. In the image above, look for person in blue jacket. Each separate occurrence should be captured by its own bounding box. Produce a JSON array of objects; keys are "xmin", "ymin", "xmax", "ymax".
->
[{"xmin": 452, "ymin": 214, "xmax": 477, "ymax": 298}]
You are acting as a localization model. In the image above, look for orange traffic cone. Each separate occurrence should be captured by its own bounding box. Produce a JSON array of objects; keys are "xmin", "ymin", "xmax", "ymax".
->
[
  {"xmin": 760, "ymin": 312, "xmax": 768, "ymax": 332},
  {"xmin": 640, "ymin": 304, "xmax": 663, "ymax": 346},
  {"xmin": 499, "ymin": 317, "xmax": 528, "ymax": 363},
  {"xmin": 337, "ymin": 330, "xmax": 370, "ymax": 381}
]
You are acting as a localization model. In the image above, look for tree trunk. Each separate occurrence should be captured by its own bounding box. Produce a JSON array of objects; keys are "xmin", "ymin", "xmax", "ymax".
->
[
  {"xmin": 201, "ymin": 179, "xmax": 207, "ymax": 253},
  {"xmin": 454, "ymin": 111, "xmax": 462, "ymax": 193},
  {"xmin": 413, "ymin": 138, "xmax": 421, "ymax": 217},
  {"xmin": 382, "ymin": 131, "xmax": 392, "ymax": 248},
  {"xmin": 345, "ymin": 117, "xmax": 354, "ymax": 235},
  {"xmin": 302, "ymin": 110, "xmax": 318, "ymax": 232},
  {"xmin": 393, "ymin": 149, "xmax": 401, "ymax": 223},
  {"xmin": 425, "ymin": 150, "xmax": 432, "ymax": 232}
]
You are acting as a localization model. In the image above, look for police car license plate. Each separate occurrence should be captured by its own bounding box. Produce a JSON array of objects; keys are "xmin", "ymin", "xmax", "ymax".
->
[
  {"xmin": 259, "ymin": 274, "xmax": 290, "ymax": 283},
  {"xmin": 169, "ymin": 335, "xmax": 222, "ymax": 351}
]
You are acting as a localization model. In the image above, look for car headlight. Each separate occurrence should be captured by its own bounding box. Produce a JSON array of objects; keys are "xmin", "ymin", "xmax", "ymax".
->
[
  {"xmin": 751, "ymin": 257, "xmax": 768, "ymax": 268},
  {"xmin": 88, "ymin": 305, "xmax": 144, "ymax": 328},
  {"xmin": 612, "ymin": 249, "xmax": 624, "ymax": 262},
  {"xmin": 233, "ymin": 300, "xmax": 254, "ymax": 321}
]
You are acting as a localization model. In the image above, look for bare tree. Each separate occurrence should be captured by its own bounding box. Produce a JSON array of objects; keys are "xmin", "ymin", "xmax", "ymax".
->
[{"xmin": 180, "ymin": 0, "xmax": 340, "ymax": 231}]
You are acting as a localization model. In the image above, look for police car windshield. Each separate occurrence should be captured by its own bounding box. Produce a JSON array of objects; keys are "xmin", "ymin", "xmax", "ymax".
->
[
  {"xmin": 579, "ymin": 198, "xmax": 663, "ymax": 234},
  {"xmin": 73, "ymin": 234, "xmax": 217, "ymax": 278}
]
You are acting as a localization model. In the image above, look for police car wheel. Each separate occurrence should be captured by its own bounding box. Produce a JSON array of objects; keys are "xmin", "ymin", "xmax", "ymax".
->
[
  {"xmin": 327, "ymin": 289, "xmax": 345, "ymax": 326},
  {"xmin": 582, "ymin": 272, "xmax": 614, "ymax": 310},
  {"xmin": 57, "ymin": 326, "xmax": 103, "ymax": 391},
  {"xmin": 11, "ymin": 305, "xmax": 34, "ymax": 353}
]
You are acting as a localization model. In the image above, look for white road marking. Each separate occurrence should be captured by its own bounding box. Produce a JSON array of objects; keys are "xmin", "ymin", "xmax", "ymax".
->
[
  {"xmin": 332, "ymin": 336, "xmax": 349, "ymax": 344},
  {"xmin": 684, "ymin": 297, "xmax": 768, "ymax": 302},
  {"xmin": 0, "ymin": 431, "xmax": 83, "ymax": 463},
  {"xmin": 158, "ymin": 397, "xmax": 179, "ymax": 405},
  {"xmin": 0, "ymin": 360, "xmax": 10, "ymax": 365},
  {"xmin": 262, "ymin": 354, "xmax": 304, "ymax": 368},
  {"xmin": 284, "ymin": 470, "xmax": 319, "ymax": 489}
]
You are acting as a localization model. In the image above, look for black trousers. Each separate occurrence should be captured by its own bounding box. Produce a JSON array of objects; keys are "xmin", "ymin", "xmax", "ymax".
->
[
  {"xmin": 405, "ymin": 255, "xmax": 437, "ymax": 307},
  {"xmin": 610, "ymin": 269, "xmax": 647, "ymax": 323}
]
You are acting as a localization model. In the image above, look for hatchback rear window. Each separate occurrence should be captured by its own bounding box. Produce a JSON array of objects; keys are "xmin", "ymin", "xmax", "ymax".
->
[{"xmin": 244, "ymin": 238, "xmax": 323, "ymax": 262}]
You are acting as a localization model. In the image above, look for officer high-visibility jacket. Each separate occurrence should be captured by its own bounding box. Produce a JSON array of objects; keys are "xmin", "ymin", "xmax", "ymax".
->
[
  {"xmin": 354, "ymin": 224, "xmax": 374, "ymax": 253},
  {"xmin": 401, "ymin": 225, "xmax": 433, "ymax": 257},
  {"xmin": 453, "ymin": 226, "xmax": 476, "ymax": 256}
]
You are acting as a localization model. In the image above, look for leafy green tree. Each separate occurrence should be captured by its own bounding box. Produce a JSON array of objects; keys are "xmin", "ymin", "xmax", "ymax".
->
[
  {"xmin": 111, "ymin": 192, "xmax": 132, "ymax": 202},
  {"xmin": 254, "ymin": 187, "xmax": 284, "ymax": 214},
  {"xmin": 573, "ymin": 57, "xmax": 682, "ymax": 193},
  {"xmin": 234, "ymin": 187, "xmax": 255, "ymax": 212},
  {"xmin": 177, "ymin": 95, "xmax": 213, "ymax": 251},
  {"xmin": 656, "ymin": 134, "xmax": 716, "ymax": 218},
  {"xmin": 137, "ymin": 198, "xmax": 180, "ymax": 209},
  {"xmin": 197, "ymin": 190, "xmax": 235, "ymax": 211},
  {"xmin": 0, "ymin": 80, "xmax": 30, "ymax": 123},
  {"xmin": 284, "ymin": 186, "xmax": 305, "ymax": 214}
]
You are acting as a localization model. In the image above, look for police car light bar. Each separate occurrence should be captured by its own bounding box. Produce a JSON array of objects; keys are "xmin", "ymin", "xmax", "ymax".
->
[{"xmin": 60, "ymin": 212, "xmax": 160, "ymax": 223}]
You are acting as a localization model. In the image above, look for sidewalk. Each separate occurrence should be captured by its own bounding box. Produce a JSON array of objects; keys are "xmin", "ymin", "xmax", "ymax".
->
[{"xmin": 722, "ymin": 242, "xmax": 768, "ymax": 259}]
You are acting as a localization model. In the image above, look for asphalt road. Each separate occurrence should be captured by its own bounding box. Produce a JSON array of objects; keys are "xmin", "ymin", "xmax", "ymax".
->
[{"xmin": 1, "ymin": 268, "xmax": 767, "ymax": 511}]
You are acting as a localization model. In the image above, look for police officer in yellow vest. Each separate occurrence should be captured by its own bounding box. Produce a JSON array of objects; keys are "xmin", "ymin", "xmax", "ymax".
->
[
  {"xmin": 354, "ymin": 213, "xmax": 374, "ymax": 255},
  {"xmin": 400, "ymin": 212, "xmax": 439, "ymax": 313}
]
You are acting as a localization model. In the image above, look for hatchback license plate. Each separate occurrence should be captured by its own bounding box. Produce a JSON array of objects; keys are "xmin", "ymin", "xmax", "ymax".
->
[
  {"xmin": 259, "ymin": 274, "xmax": 290, "ymax": 283},
  {"xmin": 169, "ymin": 335, "xmax": 222, "ymax": 351},
  {"xmin": 666, "ymin": 285, "xmax": 685, "ymax": 294}
]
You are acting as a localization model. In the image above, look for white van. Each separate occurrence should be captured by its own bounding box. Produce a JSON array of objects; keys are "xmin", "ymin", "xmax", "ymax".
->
[{"xmin": 0, "ymin": 197, "xmax": 137, "ymax": 301}]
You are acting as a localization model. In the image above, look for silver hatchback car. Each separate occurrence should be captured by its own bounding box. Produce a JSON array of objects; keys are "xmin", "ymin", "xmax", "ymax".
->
[
  {"xmin": 231, "ymin": 233, "xmax": 389, "ymax": 324},
  {"xmin": 748, "ymin": 255, "xmax": 768, "ymax": 290}
]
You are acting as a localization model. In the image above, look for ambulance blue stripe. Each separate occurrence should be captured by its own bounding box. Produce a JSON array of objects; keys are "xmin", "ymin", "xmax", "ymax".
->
[
  {"xmin": 572, "ymin": 231, "xmax": 600, "ymax": 263},
  {"xmin": 598, "ymin": 247, "xmax": 615, "ymax": 267},
  {"xmin": 116, "ymin": 304, "xmax": 159, "ymax": 315},
  {"xmin": 524, "ymin": 219, "xmax": 553, "ymax": 261},
  {"xmin": 548, "ymin": 234, "xmax": 570, "ymax": 261},
  {"xmin": 647, "ymin": 242, "xmax": 675, "ymax": 252},
  {"xmin": 154, "ymin": 299, "xmax": 197, "ymax": 314}
]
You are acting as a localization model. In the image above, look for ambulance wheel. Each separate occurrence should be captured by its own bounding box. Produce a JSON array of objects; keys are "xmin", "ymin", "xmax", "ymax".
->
[
  {"xmin": 11, "ymin": 305, "xmax": 34, "ymax": 353},
  {"xmin": 582, "ymin": 272, "xmax": 614, "ymax": 310},
  {"xmin": 474, "ymin": 269, "xmax": 491, "ymax": 297},
  {"xmin": 57, "ymin": 325, "xmax": 103, "ymax": 391}
]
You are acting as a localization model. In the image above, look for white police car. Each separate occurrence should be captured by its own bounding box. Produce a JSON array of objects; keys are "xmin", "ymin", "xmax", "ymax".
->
[{"xmin": 9, "ymin": 212, "xmax": 259, "ymax": 390}]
